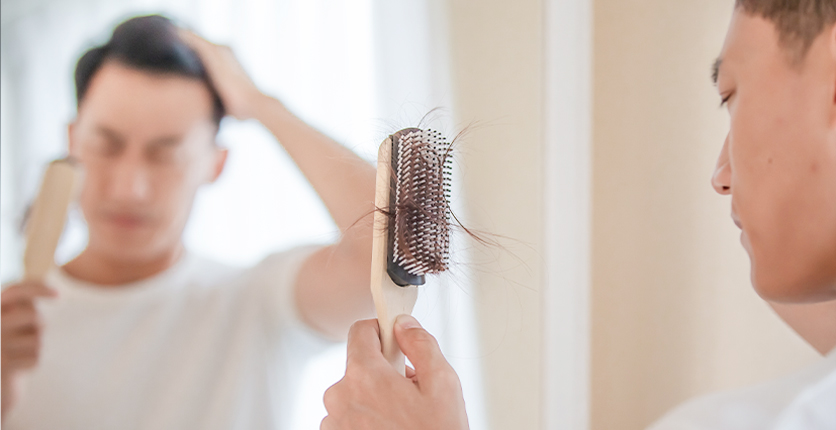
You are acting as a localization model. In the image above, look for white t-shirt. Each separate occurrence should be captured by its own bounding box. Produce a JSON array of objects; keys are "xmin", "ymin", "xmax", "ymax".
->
[
  {"xmin": 4, "ymin": 246, "xmax": 331, "ymax": 430},
  {"xmin": 648, "ymin": 347, "xmax": 836, "ymax": 430}
]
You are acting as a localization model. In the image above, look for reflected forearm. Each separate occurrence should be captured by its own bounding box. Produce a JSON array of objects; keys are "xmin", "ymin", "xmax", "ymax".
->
[
  {"xmin": 251, "ymin": 95, "xmax": 376, "ymax": 338},
  {"xmin": 295, "ymin": 242, "xmax": 376, "ymax": 341}
]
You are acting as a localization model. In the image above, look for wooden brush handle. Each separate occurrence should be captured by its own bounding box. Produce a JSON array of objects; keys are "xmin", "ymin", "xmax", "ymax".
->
[
  {"xmin": 23, "ymin": 159, "xmax": 79, "ymax": 282},
  {"xmin": 370, "ymin": 138, "xmax": 419, "ymax": 375}
]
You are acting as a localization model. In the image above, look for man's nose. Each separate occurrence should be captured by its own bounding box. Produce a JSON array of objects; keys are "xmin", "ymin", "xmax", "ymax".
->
[
  {"xmin": 711, "ymin": 135, "xmax": 732, "ymax": 195},
  {"xmin": 109, "ymin": 154, "xmax": 151, "ymax": 202}
]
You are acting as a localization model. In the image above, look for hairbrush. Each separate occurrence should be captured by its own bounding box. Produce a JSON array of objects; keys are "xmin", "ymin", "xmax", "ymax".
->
[
  {"xmin": 370, "ymin": 127, "xmax": 452, "ymax": 374},
  {"xmin": 23, "ymin": 158, "xmax": 80, "ymax": 282}
]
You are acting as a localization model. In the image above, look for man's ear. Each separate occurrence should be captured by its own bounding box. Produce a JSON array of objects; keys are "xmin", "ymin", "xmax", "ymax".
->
[
  {"xmin": 831, "ymin": 24, "xmax": 836, "ymax": 106},
  {"xmin": 827, "ymin": 24, "xmax": 836, "ymax": 129},
  {"xmin": 208, "ymin": 145, "xmax": 228, "ymax": 183},
  {"xmin": 67, "ymin": 122, "xmax": 78, "ymax": 158}
]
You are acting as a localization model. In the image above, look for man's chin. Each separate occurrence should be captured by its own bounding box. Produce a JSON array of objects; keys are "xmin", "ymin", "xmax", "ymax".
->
[
  {"xmin": 751, "ymin": 265, "xmax": 836, "ymax": 304},
  {"xmin": 90, "ymin": 234, "xmax": 172, "ymax": 264}
]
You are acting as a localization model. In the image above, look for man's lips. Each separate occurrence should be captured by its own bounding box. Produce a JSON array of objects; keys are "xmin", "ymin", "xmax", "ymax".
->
[
  {"xmin": 104, "ymin": 212, "xmax": 152, "ymax": 228},
  {"xmin": 731, "ymin": 213, "xmax": 742, "ymax": 229}
]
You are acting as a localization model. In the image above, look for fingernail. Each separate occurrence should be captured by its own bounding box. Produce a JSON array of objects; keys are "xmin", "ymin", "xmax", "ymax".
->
[{"xmin": 395, "ymin": 314, "xmax": 420, "ymax": 330}]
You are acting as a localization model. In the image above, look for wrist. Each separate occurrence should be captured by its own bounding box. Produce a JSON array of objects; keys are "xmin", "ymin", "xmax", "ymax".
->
[{"xmin": 250, "ymin": 93, "xmax": 288, "ymax": 123}]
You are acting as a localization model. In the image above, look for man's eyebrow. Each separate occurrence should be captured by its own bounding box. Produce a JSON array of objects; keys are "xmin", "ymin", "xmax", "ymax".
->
[
  {"xmin": 95, "ymin": 126, "xmax": 125, "ymax": 142},
  {"xmin": 149, "ymin": 135, "xmax": 184, "ymax": 147},
  {"xmin": 711, "ymin": 57, "xmax": 722, "ymax": 86}
]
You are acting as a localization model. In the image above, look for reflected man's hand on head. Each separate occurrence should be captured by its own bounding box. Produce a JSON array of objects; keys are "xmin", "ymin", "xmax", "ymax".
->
[
  {"xmin": 321, "ymin": 316, "xmax": 469, "ymax": 430},
  {"xmin": 178, "ymin": 29, "xmax": 265, "ymax": 121}
]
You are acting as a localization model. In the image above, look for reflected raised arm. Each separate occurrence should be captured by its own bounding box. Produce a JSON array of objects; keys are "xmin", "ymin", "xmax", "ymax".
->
[{"xmin": 182, "ymin": 30, "xmax": 377, "ymax": 340}]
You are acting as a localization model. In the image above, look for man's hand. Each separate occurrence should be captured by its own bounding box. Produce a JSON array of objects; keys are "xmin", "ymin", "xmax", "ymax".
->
[
  {"xmin": 321, "ymin": 316, "xmax": 469, "ymax": 430},
  {"xmin": 1, "ymin": 282, "xmax": 56, "ymax": 419},
  {"xmin": 178, "ymin": 29, "xmax": 265, "ymax": 120},
  {"xmin": 2, "ymin": 282, "xmax": 55, "ymax": 371}
]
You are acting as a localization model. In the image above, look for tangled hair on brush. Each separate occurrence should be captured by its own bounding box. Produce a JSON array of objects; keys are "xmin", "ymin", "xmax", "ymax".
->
[
  {"xmin": 380, "ymin": 121, "xmax": 499, "ymax": 279},
  {"xmin": 390, "ymin": 127, "xmax": 454, "ymax": 276},
  {"xmin": 74, "ymin": 15, "xmax": 225, "ymax": 125}
]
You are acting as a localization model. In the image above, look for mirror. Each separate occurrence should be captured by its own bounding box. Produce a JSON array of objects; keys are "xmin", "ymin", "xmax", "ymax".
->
[{"xmin": 0, "ymin": 1, "xmax": 828, "ymax": 429}]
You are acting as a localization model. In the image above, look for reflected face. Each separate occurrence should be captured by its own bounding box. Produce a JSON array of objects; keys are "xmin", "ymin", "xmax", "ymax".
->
[
  {"xmin": 711, "ymin": 10, "xmax": 836, "ymax": 302},
  {"xmin": 69, "ymin": 62, "xmax": 225, "ymax": 263}
]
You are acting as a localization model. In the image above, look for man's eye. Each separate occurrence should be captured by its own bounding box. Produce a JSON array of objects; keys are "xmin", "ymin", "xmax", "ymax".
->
[
  {"xmin": 148, "ymin": 147, "xmax": 176, "ymax": 163},
  {"xmin": 97, "ymin": 140, "xmax": 122, "ymax": 156},
  {"xmin": 720, "ymin": 93, "xmax": 733, "ymax": 108}
]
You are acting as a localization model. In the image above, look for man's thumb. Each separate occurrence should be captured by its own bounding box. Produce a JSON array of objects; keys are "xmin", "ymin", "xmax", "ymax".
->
[{"xmin": 393, "ymin": 315, "xmax": 447, "ymax": 376}]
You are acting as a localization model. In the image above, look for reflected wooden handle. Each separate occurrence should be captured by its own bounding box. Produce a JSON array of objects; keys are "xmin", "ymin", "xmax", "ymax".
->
[{"xmin": 23, "ymin": 159, "xmax": 79, "ymax": 282}]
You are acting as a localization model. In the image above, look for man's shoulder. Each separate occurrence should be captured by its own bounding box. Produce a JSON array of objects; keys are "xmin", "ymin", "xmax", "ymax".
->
[
  {"xmin": 245, "ymin": 245, "xmax": 323, "ymax": 280},
  {"xmin": 179, "ymin": 252, "xmax": 242, "ymax": 286},
  {"xmin": 647, "ymin": 353, "xmax": 836, "ymax": 430},
  {"xmin": 647, "ymin": 387, "xmax": 778, "ymax": 430},
  {"xmin": 187, "ymin": 245, "xmax": 323, "ymax": 288}
]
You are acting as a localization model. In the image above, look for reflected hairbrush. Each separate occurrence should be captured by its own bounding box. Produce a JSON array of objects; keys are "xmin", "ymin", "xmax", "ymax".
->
[{"xmin": 370, "ymin": 127, "xmax": 453, "ymax": 374}]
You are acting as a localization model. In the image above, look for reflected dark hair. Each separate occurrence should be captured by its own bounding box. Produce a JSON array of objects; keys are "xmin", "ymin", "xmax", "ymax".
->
[{"xmin": 74, "ymin": 15, "xmax": 225, "ymax": 125}]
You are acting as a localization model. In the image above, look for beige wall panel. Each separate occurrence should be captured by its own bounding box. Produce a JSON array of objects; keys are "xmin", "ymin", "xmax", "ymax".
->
[{"xmin": 446, "ymin": 1, "xmax": 544, "ymax": 429}]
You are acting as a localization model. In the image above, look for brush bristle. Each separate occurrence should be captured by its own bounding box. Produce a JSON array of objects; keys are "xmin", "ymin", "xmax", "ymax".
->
[{"xmin": 392, "ymin": 128, "xmax": 453, "ymax": 276}]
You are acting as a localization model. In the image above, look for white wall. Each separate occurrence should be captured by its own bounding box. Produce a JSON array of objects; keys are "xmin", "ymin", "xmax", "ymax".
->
[{"xmin": 0, "ymin": 1, "xmax": 487, "ymax": 428}]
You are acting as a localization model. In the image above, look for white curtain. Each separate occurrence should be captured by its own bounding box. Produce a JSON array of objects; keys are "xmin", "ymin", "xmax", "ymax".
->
[{"xmin": 0, "ymin": 0, "xmax": 485, "ymax": 428}]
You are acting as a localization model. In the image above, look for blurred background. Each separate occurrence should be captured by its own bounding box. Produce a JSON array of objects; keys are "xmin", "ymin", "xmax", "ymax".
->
[{"xmin": 0, "ymin": 0, "xmax": 823, "ymax": 429}]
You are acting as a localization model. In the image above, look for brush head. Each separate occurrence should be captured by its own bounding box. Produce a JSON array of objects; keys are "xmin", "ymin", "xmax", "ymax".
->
[{"xmin": 386, "ymin": 127, "xmax": 453, "ymax": 287}]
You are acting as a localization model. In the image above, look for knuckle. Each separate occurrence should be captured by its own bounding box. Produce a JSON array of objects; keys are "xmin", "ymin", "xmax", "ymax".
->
[
  {"xmin": 21, "ymin": 357, "xmax": 38, "ymax": 369},
  {"xmin": 342, "ymin": 366, "xmax": 366, "ymax": 386},
  {"xmin": 343, "ymin": 366, "xmax": 382, "ymax": 393},
  {"xmin": 437, "ymin": 366, "xmax": 462, "ymax": 389},
  {"xmin": 349, "ymin": 319, "xmax": 376, "ymax": 336},
  {"xmin": 427, "ymin": 366, "xmax": 463, "ymax": 398},
  {"xmin": 322, "ymin": 382, "xmax": 341, "ymax": 412},
  {"xmin": 410, "ymin": 329, "xmax": 440, "ymax": 348}
]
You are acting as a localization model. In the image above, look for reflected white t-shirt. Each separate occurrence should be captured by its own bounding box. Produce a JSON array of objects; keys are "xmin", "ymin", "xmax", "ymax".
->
[
  {"xmin": 648, "ymin": 347, "xmax": 836, "ymax": 430},
  {"xmin": 4, "ymin": 246, "xmax": 330, "ymax": 430}
]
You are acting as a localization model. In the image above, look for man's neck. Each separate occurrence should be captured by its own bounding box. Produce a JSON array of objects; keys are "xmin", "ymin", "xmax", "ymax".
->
[
  {"xmin": 770, "ymin": 299, "xmax": 836, "ymax": 356},
  {"xmin": 62, "ymin": 245, "xmax": 184, "ymax": 286}
]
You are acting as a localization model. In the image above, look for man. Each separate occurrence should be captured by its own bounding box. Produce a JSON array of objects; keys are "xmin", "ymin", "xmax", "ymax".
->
[
  {"xmin": 0, "ymin": 15, "xmax": 376, "ymax": 429},
  {"xmin": 320, "ymin": 1, "xmax": 836, "ymax": 429}
]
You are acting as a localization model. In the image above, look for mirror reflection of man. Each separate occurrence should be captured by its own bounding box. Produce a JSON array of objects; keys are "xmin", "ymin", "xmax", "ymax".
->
[
  {"xmin": 1, "ymin": 15, "xmax": 376, "ymax": 429},
  {"xmin": 320, "ymin": 1, "xmax": 836, "ymax": 429}
]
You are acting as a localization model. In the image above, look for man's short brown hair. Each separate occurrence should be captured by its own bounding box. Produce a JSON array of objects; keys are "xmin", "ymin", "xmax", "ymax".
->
[{"xmin": 736, "ymin": 0, "xmax": 836, "ymax": 60}]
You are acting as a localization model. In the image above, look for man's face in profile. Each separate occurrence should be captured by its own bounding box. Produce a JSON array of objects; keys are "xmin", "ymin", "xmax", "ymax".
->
[
  {"xmin": 712, "ymin": 9, "xmax": 836, "ymax": 303},
  {"xmin": 69, "ymin": 61, "xmax": 225, "ymax": 263}
]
